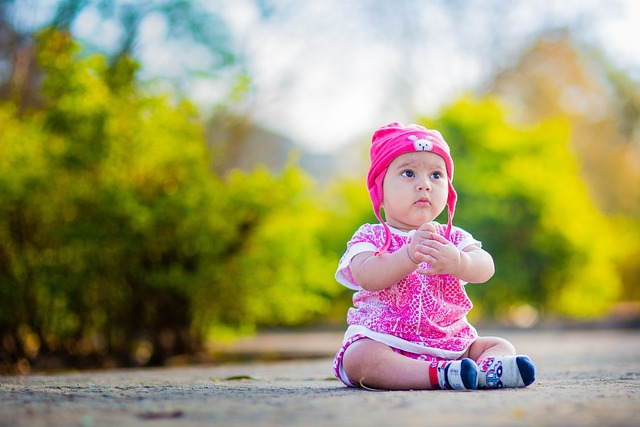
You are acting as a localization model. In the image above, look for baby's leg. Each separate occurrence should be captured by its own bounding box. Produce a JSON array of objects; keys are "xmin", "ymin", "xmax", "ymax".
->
[
  {"xmin": 466, "ymin": 336, "xmax": 535, "ymax": 388},
  {"xmin": 341, "ymin": 338, "xmax": 476, "ymax": 390},
  {"xmin": 466, "ymin": 336, "xmax": 517, "ymax": 360}
]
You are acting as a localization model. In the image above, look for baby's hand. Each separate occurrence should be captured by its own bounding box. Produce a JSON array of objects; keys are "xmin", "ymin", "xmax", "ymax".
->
[
  {"xmin": 414, "ymin": 229, "xmax": 461, "ymax": 276},
  {"xmin": 406, "ymin": 223, "xmax": 437, "ymax": 265},
  {"xmin": 420, "ymin": 222, "xmax": 438, "ymax": 234},
  {"xmin": 406, "ymin": 223, "xmax": 441, "ymax": 267}
]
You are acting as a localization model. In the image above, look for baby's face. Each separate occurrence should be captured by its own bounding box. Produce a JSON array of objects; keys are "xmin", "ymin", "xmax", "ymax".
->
[{"xmin": 381, "ymin": 151, "xmax": 448, "ymax": 231}]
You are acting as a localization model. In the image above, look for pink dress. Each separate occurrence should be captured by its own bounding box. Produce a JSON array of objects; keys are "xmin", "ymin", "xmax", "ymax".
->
[{"xmin": 336, "ymin": 222, "xmax": 480, "ymax": 359}]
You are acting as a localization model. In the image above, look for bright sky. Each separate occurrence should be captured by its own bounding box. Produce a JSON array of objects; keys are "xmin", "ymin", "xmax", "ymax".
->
[
  {"xmin": 205, "ymin": 0, "xmax": 640, "ymax": 154},
  {"xmin": 12, "ymin": 1, "xmax": 640, "ymax": 154}
]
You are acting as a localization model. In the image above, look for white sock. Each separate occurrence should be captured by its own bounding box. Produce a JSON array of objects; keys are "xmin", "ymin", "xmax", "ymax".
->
[
  {"xmin": 477, "ymin": 356, "xmax": 536, "ymax": 388},
  {"xmin": 430, "ymin": 359, "xmax": 478, "ymax": 390}
]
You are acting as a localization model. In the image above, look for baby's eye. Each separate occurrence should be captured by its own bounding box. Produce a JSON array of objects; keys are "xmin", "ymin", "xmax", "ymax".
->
[
  {"xmin": 431, "ymin": 171, "xmax": 443, "ymax": 180},
  {"xmin": 401, "ymin": 170, "xmax": 415, "ymax": 178}
]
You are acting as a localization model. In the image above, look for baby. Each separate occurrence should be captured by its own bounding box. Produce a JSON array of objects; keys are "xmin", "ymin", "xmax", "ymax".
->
[{"xmin": 332, "ymin": 122, "xmax": 535, "ymax": 390}]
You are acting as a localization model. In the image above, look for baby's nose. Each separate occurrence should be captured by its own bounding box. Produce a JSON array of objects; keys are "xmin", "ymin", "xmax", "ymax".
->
[{"xmin": 417, "ymin": 180, "xmax": 431, "ymax": 191}]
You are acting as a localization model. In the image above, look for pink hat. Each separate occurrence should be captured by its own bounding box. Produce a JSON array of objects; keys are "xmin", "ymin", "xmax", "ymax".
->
[{"xmin": 367, "ymin": 122, "xmax": 457, "ymax": 255}]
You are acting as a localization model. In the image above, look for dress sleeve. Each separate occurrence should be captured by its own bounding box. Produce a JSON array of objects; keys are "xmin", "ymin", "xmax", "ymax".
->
[
  {"xmin": 335, "ymin": 224, "xmax": 379, "ymax": 290},
  {"xmin": 450, "ymin": 225, "xmax": 482, "ymax": 251}
]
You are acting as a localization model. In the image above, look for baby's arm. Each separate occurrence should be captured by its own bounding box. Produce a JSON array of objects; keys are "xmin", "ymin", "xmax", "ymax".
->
[
  {"xmin": 414, "ymin": 232, "xmax": 495, "ymax": 283},
  {"xmin": 349, "ymin": 248, "xmax": 418, "ymax": 292}
]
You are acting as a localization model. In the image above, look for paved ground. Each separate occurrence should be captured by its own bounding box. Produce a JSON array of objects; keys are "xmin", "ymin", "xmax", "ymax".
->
[{"xmin": 1, "ymin": 327, "xmax": 639, "ymax": 427}]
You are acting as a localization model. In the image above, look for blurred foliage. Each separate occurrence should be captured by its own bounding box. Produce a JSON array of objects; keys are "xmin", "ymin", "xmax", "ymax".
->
[
  {"xmin": 423, "ymin": 97, "xmax": 623, "ymax": 321},
  {"xmin": 1, "ymin": 6, "xmax": 639, "ymax": 374},
  {"xmin": 0, "ymin": 29, "xmax": 337, "ymax": 372},
  {"xmin": 322, "ymin": 96, "xmax": 630, "ymax": 326},
  {"xmin": 323, "ymin": 32, "xmax": 640, "ymax": 327},
  {"xmin": 486, "ymin": 33, "xmax": 640, "ymax": 312},
  {"xmin": 0, "ymin": 0, "xmax": 236, "ymax": 116},
  {"xmin": 0, "ymin": 0, "xmax": 235, "ymax": 66}
]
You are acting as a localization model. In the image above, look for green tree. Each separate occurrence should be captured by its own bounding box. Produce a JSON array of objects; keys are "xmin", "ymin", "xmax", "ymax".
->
[
  {"xmin": 0, "ymin": 0, "xmax": 235, "ymax": 114},
  {"xmin": 0, "ymin": 29, "xmax": 337, "ymax": 373},
  {"xmin": 422, "ymin": 97, "xmax": 620, "ymax": 321},
  {"xmin": 489, "ymin": 34, "xmax": 640, "ymax": 306},
  {"xmin": 322, "ymin": 96, "xmax": 624, "ymax": 326}
]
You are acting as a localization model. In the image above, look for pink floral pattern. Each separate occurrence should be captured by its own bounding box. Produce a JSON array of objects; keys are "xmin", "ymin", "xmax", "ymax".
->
[{"xmin": 339, "ymin": 223, "xmax": 478, "ymax": 353}]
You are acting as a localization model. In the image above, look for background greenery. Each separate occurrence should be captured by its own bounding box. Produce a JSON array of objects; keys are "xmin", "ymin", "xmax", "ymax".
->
[
  {"xmin": 1, "ymin": 2, "xmax": 638, "ymax": 373},
  {"xmin": 0, "ymin": 29, "xmax": 339, "ymax": 370}
]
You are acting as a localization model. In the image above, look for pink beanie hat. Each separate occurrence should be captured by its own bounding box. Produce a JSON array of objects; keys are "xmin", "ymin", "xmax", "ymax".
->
[{"xmin": 367, "ymin": 122, "xmax": 457, "ymax": 255}]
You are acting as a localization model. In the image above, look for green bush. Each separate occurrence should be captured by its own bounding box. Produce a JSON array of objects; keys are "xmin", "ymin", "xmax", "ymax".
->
[
  {"xmin": 0, "ymin": 29, "xmax": 338, "ymax": 372},
  {"xmin": 321, "ymin": 96, "xmax": 623, "ymax": 326},
  {"xmin": 423, "ymin": 97, "xmax": 621, "ymax": 322}
]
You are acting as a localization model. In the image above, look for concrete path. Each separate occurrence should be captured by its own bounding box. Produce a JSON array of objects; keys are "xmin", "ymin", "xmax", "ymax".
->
[{"xmin": 1, "ymin": 327, "xmax": 639, "ymax": 426}]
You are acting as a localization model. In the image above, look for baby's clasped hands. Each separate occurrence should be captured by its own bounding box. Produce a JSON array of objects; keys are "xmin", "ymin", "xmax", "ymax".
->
[{"xmin": 409, "ymin": 222, "xmax": 462, "ymax": 276}]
